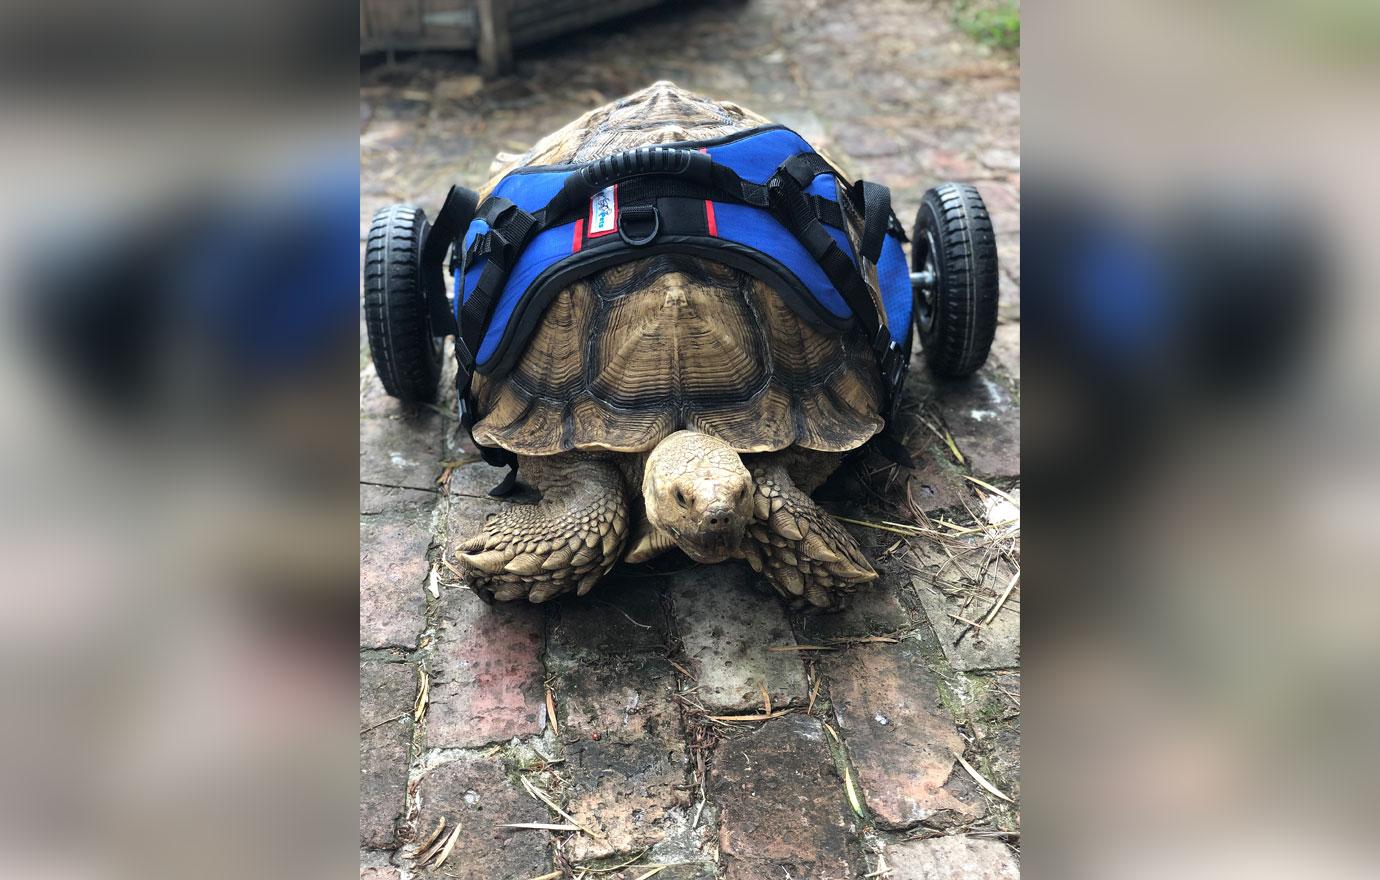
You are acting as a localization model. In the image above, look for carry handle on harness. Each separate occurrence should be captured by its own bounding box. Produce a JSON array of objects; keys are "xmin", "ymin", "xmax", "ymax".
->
[{"xmin": 546, "ymin": 147, "xmax": 714, "ymax": 219}]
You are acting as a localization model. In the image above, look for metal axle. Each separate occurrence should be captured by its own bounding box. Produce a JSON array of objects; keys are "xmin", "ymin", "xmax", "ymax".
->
[{"xmin": 910, "ymin": 270, "xmax": 935, "ymax": 289}]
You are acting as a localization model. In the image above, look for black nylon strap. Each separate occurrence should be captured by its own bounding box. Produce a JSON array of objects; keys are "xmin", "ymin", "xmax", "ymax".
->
[
  {"xmin": 765, "ymin": 163, "xmax": 909, "ymax": 414},
  {"xmin": 767, "ymin": 175, "xmax": 880, "ymax": 342},
  {"xmin": 780, "ymin": 153, "xmax": 835, "ymax": 189},
  {"xmin": 854, "ymin": 180, "xmax": 892, "ymax": 263},
  {"xmin": 420, "ymin": 185, "xmax": 477, "ymax": 337}
]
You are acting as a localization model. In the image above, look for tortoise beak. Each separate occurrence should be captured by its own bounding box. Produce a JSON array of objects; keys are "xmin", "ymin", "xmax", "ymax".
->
[{"xmin": 674, "ymin": 504, "xmax": 744, "ymax": 563}]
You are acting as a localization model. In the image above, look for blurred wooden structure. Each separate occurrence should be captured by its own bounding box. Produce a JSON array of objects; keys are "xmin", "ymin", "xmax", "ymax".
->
[{"xmin": 360, "ymin": 0, "xmax": 674, "ymax": 74}]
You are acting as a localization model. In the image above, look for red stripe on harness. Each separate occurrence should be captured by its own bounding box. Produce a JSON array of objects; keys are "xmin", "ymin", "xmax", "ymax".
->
[
  {"xmin": 572, "ymin": 218, "xmax": 584, "ymax": 252},
  {"xmin": 698, "ymin": 148, "xmax": 718, "ymax": 236}
]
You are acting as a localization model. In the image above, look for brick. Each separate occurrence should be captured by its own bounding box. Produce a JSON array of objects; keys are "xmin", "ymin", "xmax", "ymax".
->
[
  {"xmin": 548, "ymin": 573, "xmax": 669, "ymax": 660},
  {"xmin": 918, "ymin": 147, "xmax": 979, "ymax": 181},
  {"xmin": 990, "ymin": 321, "xmax": 1020, "ymax": 386},
  {"xmin": 410, "ymin": 753, "xmax": 551, "ymax": 880},
  {"xmin": 712, "ymin": 715, "xmax": 857, "ymax": 879},
  {"xmin": 971, "ymin": 672, "xmax": 1020, "ymax": 810},
  {"xmin": 361, "ymin": 483, "xmax": 440, "ymax": 519},
  {"xmin": 558, "ymin": 660, "xmax": 689, "ymax": 860},
  {"xmin": 445, "ymin": 459, "xmax": 508, "ymax": 500},
  {"xmin": 821, "ymin": 643, "xmax": 977, "ymax": 829},
  {"xmin": 995, "ymin": 231, "xmax": 1019, "ymax": 283},
  {"xmin": 595, "ymin": 866, "xmax": 715, "ymax": 880},
  {"xmin": 976, "ymin": 180, "xmax": 1020, "ymax": 234},
  {"xmin": 908, "ymin": 452, "xmax": 975, "ymax": 515},
  {"xmin": 932, "ymin": 370, "xmax": 1020, "ymax": 480},
  {"xmin": 911, "ymin": 547, "xmax": 1020, "ymax": 671},
  {"xmin": 998, "ymin": 271, "xmax": 1021, "ymax": 323},
  {"xmin": 669, "ymin": 565, "xmax": 807, "ymax": 712},
  {"xmin": 886, "ymin": 835, "xmax": 1019, "ymax": 879},
  {"xmin": 798, "ymin": 552, "xmax": 917, "ymax": 643},
  {"xmin": 427, "ymin": 588, "xmax": 545, "ymax": 747},
  {"xmin": 547, "ymin": 574, "xmax": 687, "ymax": 861},
  {"xmin": 444, "ymin": 491, "xmax": 507, "ymax": 551},
  {"xmin": 360, "ymin": 660, "xmax": 415, "ymax": 848},
  {"xmin": 360, "ymin": 521, "xmax": 430, "ymax": 649},
  {"xmin": 360, "ymin": 413, "xmax": 443, "ymax": 490}
]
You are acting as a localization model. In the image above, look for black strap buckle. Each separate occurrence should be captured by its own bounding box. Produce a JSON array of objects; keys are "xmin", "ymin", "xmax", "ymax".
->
[
  {"xmin": 874, "ymin": 333, "xmax": 909, "ymax": 421},
  {"xmin": 618, "ymin": 205, "xmax": 660, "ymax": 246}
]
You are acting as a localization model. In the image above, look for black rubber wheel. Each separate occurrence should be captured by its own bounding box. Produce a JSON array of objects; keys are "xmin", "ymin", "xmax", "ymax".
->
[
  {"xmin": 912, "ymin": 183, "xmax": 999, "ymax": 379},
  {"xmin": 364, "ymin": 204, "xmax": 443, "ymax": 401}
]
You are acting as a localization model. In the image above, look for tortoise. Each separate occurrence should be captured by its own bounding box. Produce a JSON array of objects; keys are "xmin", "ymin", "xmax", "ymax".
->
[{"xmin": 364, "ymin": 81, "xmax": 1000, "ymax": 608}]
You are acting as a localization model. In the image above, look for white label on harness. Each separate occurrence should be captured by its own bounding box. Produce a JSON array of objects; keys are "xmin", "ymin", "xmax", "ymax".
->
[{"xmin": 588, "ymin": 185, "xmax": 619, "ymax": 236}]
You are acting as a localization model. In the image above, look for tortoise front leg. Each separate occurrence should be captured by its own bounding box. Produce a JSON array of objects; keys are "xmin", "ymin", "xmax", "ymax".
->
[
  {"xmin": 738, "ymin": 459, "xmax": 877, "ymax": 609},
  {"xmin": 456, "ymin": 456, "xmax": 629, "ymax": 603}
]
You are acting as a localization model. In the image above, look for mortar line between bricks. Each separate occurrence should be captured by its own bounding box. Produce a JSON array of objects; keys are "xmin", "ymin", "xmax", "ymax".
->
[
  {"xmin": 391, "ymin": 479, "xmax": 454, "ymax": 854},
  {"xmin": 660, "ymin": 581, "xmax": 723, "ymax": 863},
  {"xmin": 360, "ymin": 479, "xmax": 442, "ymax": 494}
]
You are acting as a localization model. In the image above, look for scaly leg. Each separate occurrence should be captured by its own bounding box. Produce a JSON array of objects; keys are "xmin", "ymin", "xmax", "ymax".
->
[
  {"xmin": 739, "ymin": 460, "xmax": 877, "ymax": 609},
  {"xmin": 456, "ymin": 456, "xmax": 629, "ymax": 603}
]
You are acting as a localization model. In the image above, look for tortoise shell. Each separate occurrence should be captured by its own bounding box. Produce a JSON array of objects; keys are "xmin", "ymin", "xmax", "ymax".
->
[{"xmin": 470, "ymin": 82, "xmax": 884, "ymax": 455}]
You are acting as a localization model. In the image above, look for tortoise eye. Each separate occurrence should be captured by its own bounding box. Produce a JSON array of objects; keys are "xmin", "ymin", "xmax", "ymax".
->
[{"xmin": 675, "ymin": 488, "xmax": 687, "ymax": 506}]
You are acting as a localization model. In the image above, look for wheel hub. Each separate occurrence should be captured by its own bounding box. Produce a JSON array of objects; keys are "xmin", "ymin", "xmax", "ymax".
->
[{"xmin": 917, "ymin": 230, "xmax": 938, "ymax": 334}]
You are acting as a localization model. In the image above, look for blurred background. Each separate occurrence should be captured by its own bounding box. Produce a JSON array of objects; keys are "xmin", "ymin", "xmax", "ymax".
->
[
  {"xmin": 0, "ymin": 1, "xmax": 361, "ymax": 879},
  {"xmin": 0, "ymin": 0, "xmax": 1376, "ymax": 877},
  {"xmin": 1023, "ymin": 1, "xmax": 1380, "ymax": 878}
]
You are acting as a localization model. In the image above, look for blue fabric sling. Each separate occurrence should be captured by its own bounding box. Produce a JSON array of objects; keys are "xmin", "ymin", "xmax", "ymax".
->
[{"xmin": 419, "ymin": 125, "xmax": 915, "ymax": 466}]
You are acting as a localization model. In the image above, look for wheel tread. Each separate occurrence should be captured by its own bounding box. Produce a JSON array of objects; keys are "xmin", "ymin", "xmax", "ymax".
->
[
  {"xmin": 364, "ymin": 204, "xmax": 443, "ymax": 401},
  {"xmin": 913, "ymin": 183, "xmax": 1000, "ymax": 379}
]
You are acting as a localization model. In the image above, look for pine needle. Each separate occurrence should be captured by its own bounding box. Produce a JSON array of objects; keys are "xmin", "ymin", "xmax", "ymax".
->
[
  {"xmin": 412, "ymin": 816, "xmax": 446, "ymax": 856},
  {"xmin": 843, "ymin": 764, "xmax": 865, "ymax": 817},
  {"xmin": 706, "ymin": 708, "xmax": 796, "ymax": 722},
  {"xmin": 956, "ymin": 753, "xmax": 1014, "ymax": 803},
  {"xmin": 578, "ymin": 848, "xmax": 650, "ymax": 873},
  {"xmin": 545, "ymin": 687, "xmax": 559, "ymax": 737},
  {"xmin": 428, "ymin": 822, "xmax": 462, "ymax": 869},
  {"xmin": 668, "ymin": 659, "xmax": 697, "ymax": 679},
  {"xmin": 359, "ymin": 713, "xmax": 407, "ymax": 735},
  {"xmin": 981, "ymin": 570, "xmax": 1020, "ymax": 625},
  {"xmin": 413, "ymin": 667, "xmax": 429, "ymax": 722},
  {"xmin": 499, "ymin": 822, "xmax": 580, "ymax": 832},
  {"xmin": 942, "ymin": 428, "xmax": 965, "ymax": 465},
  {"xmin": 835, "ymin": 516, "xmax": 926, "ymax": 537},
  {"xmin": 520, "ymin": 776, "xmax": 604, "ymax": 839},
  {"xmin": 962, "ymin": 475, "xmax": 1019, "ymax": 508},
  {"xmin": 759, "ymin": 681, "xmax": 772, "ymax": 716}
]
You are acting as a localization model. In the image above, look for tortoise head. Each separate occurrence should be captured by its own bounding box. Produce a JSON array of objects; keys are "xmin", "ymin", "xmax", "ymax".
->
[{"xmin": 642, "ymin": 430, "xmax": 754, "ymax": 563}]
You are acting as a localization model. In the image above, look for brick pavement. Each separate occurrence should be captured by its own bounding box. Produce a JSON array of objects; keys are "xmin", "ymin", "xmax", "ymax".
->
[{"xmin": 361, "ymin": 0, "xmax": 1019, "ymax": 874}]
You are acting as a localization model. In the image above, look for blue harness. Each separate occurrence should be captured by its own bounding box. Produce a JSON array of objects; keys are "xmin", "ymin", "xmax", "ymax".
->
[{"xmin": 420, "ymin": 125, "xmax": 915, "ymax": 466}]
